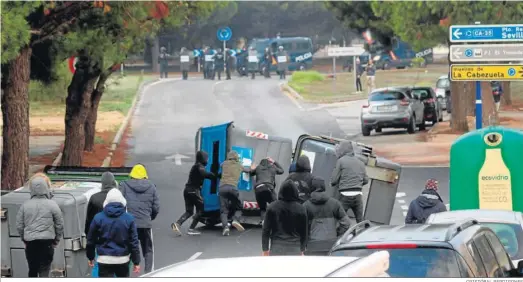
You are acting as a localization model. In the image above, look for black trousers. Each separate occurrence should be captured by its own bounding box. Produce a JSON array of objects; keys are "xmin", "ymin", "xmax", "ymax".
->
[
  {"xmin": 279, "ymin": 70, "xmax": 286, "ymax": 79},
  {"xmin": 98, "ymin": 263, "xmax": 130, "ymax": 277},
  {"xmin": 493, "ymin": 94, "xmax": 501, "ymax": 103},
  {"xmin": 338, "ymin": 193, "xmax": 364, "ymax": 223},
  {"xmin": 177, "ymin": 188, "xmax": 204, "ymax": 229},
  {"xmin": 25, "ymin": 239, "xmax": 54, "ymax": 277},
  {"xmin": 216, "ymin": 70, "xmax": 223, "ymax": 80},
  {"xmin": 182, "ymin": 70, "xmax": 188, "ymax": 80},
  {"xmin": 137, "ymin": 228, "xmax": 154, "ymax": 274},
  {"xmin": 160, "ymin": 71, "xmax": 168, "ymax": 78},
  {"xmin": 226, "ymin": 66, "xmax": 231, "ymax": 79},
  {"xmin": 219, "ymin": 185, "xmax": 242, "ymax": 228},
  {"xmin": 255, "ymin": 184, "xmax": 275, "ymax": 220},
  {"xmin": 356, "ymin": 77, "xmax": 362, "ymax": 91}
]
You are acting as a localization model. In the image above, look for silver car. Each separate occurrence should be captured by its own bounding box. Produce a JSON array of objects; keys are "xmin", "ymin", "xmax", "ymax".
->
[
  {"xmin": 360, "ymin": 87, "xmax": 425, "ymax": 136},
  {"xmin": 435, "ymin": 75, "xmax": 450, "ymax": 110}
]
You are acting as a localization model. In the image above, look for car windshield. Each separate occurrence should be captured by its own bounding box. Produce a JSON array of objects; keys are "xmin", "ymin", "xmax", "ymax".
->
[
  {"xmin": 331, "ymin": 248, "xmax": 461, "ymax": 278},
  {"xmin": 369, "ymin": 91, "xmax": 405, "ymax": 101},
  {"xmin": 482, "ymin": 223, "xmax": 523, "ymax": 259},
  {"xmin": 436, "ymin": 78, "xmax": 450, "ymax": 88}
]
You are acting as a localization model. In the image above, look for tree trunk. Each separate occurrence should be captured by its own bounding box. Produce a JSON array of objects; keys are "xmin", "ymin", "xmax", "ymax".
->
[
  {"xmin": 481, "ymin": 81, "xmax": 498, "ymax": 127},
  {"xmin": 465, "ymin": 81, "xmax": 476, "ymax": 117},
  {"xmin": 1, "ymin": 47, "xmax": 32, "ymax": 190},
  {"xmin": 61, "ymin": 54, "xmax": 101, "ymax": 166},
  {"xmin": 501, "ymin": 81, "xmax": 512, "ymax": 106},
  {"xmin": 84, "ymin": 70, "xmax": 112, "ymax": 151},
  {"xmin": 450, "ymin": 81, "xmax": 469, "ymax": 132}
]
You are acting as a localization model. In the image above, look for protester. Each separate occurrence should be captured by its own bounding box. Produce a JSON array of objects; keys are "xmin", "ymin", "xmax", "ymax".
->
[
  {"xmin": 262, "ymin": 179, "xmax": 308, "ymax": 256},
  {"xmin": 405, "ymin": 179, "xmax": 447, "ymax": 224},
  {"xmin": 120, "ymin": 164, "xmax": 159, "ymax": 274},
  {"xmin": 250, "ymin": 157, "xmax": 284, "ymax": 223},
  {"xmin": 365, "ymin": 60, "xmax": 376, "ymax": 94},
  {"xmin": 285, "ymin": 155, "xmax": 314, "ymax": 204},
  {"xmin": 172, "ymin": 151, "xmax": 216, "ymax": 236},
  {"xmin": 303, "ymin": 176, "xmax": 351, "ymax": 256},
  {"xmin": 86, "ymin": 189, "xmax": 141, "ymax": 277},
  {"xmin": 16, "ymin": 174, "xmax": 64, "ymax": 277},
  {"xmin": 355, "ymin": 58, "xmax": 363, "ymax": 92},
  {"xmin": 491, "ymin": 81, "xmax": 503, "ymax": 112},
  {"xmin": 331, "ymin": 141, "xmax": 369, "ymax": 223}
]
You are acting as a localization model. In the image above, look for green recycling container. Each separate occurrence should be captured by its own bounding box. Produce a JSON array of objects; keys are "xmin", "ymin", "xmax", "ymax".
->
[{"xmin": 450, "ymin": 126, "xmax": 523, "ymax": 212}]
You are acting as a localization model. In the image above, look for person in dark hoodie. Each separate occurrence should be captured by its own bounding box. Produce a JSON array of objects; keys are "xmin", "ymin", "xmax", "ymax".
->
[
  {"xmin": 250, "ymin": 157, "xmax": 284, "ymax": 223},
  {"xmin": 86, "ymin": 189, "xmax": 141, "ymax": 277},
  {"xmin": 405, "ymin": 179, "xmax": 447, "ymax": 224},
  {"xmin": 285, "ymin": 155, "xmax": 314, "ymax": 203},
  {"xmin": 331, "ymin": 141, "xmax": 368, "ymax": 223},
  {"xmin": 262, "ymin": 179, "xmax": 308, "ymax": 256},
  {"xmin": 172, "ymin": 151, "xmax": 216, "ymax": 236},
  {"xmin": 303, "ymin": 176, "xmax": 351, "ymax": 256},
  {"xmin": 119, "ymin": 164, "xmax": 159, "ymax": 274}
]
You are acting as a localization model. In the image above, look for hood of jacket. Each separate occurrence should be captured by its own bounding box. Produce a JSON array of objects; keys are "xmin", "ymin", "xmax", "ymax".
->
[
  {"xmin": 29, "ymin": 175, "xmax": 51, "ymax": 199},
  {"xmin": 227, "ymin": 150, "xmax": 239, "ymax": 162},
  {"xmin": 278, "ymin": 179, "xmax": 300, "ymax": 202},
  {"xmin": 130, "ymin": 164, "xmax": 148, "ymax": 179},
  {"xmin": 196, "ymin": 151, "xmax": 209, "ymax": 166},
  {"xmin": 310, "ymin": 176, "xmax": 329, "ymax": 204},
  {"xmin": 335, "ymin": 141, "xmax": 354, "ymax": 159},
  {"xmin": 103, "ymin": 188, "xmax": 127, "ymax": 217},
  {"xmin": 296, "ymin": 155, "xmax": 311, "ymax": 172},
  {"xmin": 417, "ymin": 189, "xmax": 443, "ymax": 208},
  {"xmin": 101, "ymin": 172, "xmax": 116, "ymax": 192},
  {"xmin": 259, "ymin": 158, "xmax": 270, "ymax": 168},
  {"xmin": 122, "ymin": 179, "xmax": 154, "ymax": 194}
]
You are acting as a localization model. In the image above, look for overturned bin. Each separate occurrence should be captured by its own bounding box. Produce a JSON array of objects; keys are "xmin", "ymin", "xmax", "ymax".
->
[
  {"xmin": 292, "ymin": 135, "xmax": 401, "ymax": 225},
  {"xmin": 1, "ymin": 166, "xmax": 132, "ymax": 278}
]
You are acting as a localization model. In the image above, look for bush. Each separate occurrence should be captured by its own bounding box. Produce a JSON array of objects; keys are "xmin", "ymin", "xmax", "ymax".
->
[
  {"xmin": 290, "ymin": 70, "xmax": 325, "ymax": 84},
  {"xmin": 411, "ymin": 57, "xmax": 426, "ymax": 68},
  {"xmin": 29, "ymin": 60, "xmax": 72, "ymax": 103}
]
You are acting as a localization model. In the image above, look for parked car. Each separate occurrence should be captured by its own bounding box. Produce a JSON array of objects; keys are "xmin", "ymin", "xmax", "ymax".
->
[
  {"xmin": 411, "ymin": 87, "xmax": 443, "ymax": 125},
  {"xmin": 435, "ymin": 75, "xmax": 450, "ymax": 111},
  {"xmin": 427, "ymin": 210, "xmax": 523, "ymax": 266},
  {"xmin": 142, "ymin": 252, "xmax": 391, "ymax": 277},
  {"xmin": 360, "ymin": 87, "xmax": 425, "ymax": 136},
  {"xmin": 330, "ymin": 220, "xmax": 522, "ymax": 278}
]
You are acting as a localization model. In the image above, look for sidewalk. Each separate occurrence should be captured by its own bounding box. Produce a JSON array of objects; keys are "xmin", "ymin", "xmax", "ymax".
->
[{"xmin": 28, "ymin": 135, "xmax": 63, "ymax": 174}]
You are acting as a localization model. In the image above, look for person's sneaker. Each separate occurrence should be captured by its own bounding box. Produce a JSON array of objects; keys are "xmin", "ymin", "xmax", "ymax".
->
[
  {"xmin": 171, "ymin": 223, "xmax": 182, "ymax": 236},
  {"xmin": 222, "ymin": 227, "xmax": 230, "ymax": 236},
  {"xmin": 231, "ymin": 220, "xmax": 245, "ymax": 232},
  {"xmin": 187, "ymin": 229, "xmax": 201, "ymax": 236}
]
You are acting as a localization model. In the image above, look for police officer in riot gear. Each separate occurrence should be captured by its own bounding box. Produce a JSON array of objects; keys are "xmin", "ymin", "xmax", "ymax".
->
[
  {"xmin": 213, "ymin": 48, "xmax": 225, "ymax": 80},
  {"xmin": 263, "ymin": 47, "xmax": 272, "ymax": 78},
  {"xmin": 276, "ymin": 46, "xmax": 288, "ymax": 80},
  {"xmin": 180, "ymin": 47, "xmax": 191, "ymax": 80},
  {"xmin": 225, "ymin": 48, "xmax": 234, "ymax": 80},
  {"xmin": 204, "ymin": 47, "xmax": 215, "ymax": 80},
  {"xmin": 158, "ymin": 46, "xmax": 169, "ymax": 79},
  {"xmin": 248, "ymin": 46, "xmax": 259, "ymax": 80}
]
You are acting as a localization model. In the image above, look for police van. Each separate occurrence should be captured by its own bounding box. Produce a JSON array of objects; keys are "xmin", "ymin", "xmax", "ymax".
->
[{"xmin": 248, "ymin": 37, "xmax": 313, "ymax": 73}]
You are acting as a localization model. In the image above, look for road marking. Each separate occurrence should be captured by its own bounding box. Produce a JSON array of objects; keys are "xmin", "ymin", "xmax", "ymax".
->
[
  {"xmin": 165, "ymin": 153, "xmax": 191, "ymax": 165},
  {"xmin": 398, "ymin": 199, "xmax": 405, "ymax": 204},
  {"xmin": 279, "ymin": 82, "xmax": 304, "ymax": 110},
  {"xmin": 401, "ymin": 205, "xmax": 409, "ymax": 210},
  {"xmin": 187, "ymin": 252, "xmax": 203, "ymax": 261},
  {"xmin": 402, "ymin": 211, "xmax": 408, "ymax": 217},
  {"xmin": 396, "ymin": 192, "xmax": 406, "ymax": 198}
]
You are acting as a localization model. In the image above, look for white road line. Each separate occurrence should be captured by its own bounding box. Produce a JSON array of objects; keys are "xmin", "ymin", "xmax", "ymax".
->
[
  {"xmin": 398, "ymin": 199, "xmax": 405, "ymax": 204},
  {"xmin": 402, "ymin": 211, "xmax": 408, "ymax": 217},
  {"xmin": 396, "ymin": 192, "xmax": 406, "ymax": 198},
  {"xmin": 187, "ymin": 252, "xmax": 203, "ymax": 261},
  {"xmin": 401, "ymin": 205, "xmax": 409, "ymax": 210},
  {"xmin": 279, "ymin": 82, "xmax": 304, "ymax": 110}
]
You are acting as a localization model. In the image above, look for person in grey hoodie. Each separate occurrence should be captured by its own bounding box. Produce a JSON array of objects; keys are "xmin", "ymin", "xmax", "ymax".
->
[
  {"xmin": 330, "ymin": 141, "xmax": 369, "ymax": 223},
  {"xmin": 16, "ymin": 174, "xmax": 64, "ymax": 277},
  {"xmin": 303, "ymin": 176, "xmax": 351, "ymax": 256},
  {"xmin": 120, "ymin": 164, "xmax": 159, "ymax": 274}
]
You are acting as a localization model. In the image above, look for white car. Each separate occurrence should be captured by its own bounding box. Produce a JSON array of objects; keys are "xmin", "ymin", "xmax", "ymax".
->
[
  {"xmin": 427, "ymin": 210, "xmax": 523, "ymax": 266},
  {"xmin": 434, "ymin": 75, "xmax": 449, "ymax": 110},
  {"xmin": 142, "ymin": 251, "xmax": 390, "ymax": 277}
]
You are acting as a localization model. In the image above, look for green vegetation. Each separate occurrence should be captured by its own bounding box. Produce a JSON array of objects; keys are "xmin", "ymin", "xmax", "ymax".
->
[{"xmin": 98, "ymin": 74, "xmax": 156, "ymax": 114}]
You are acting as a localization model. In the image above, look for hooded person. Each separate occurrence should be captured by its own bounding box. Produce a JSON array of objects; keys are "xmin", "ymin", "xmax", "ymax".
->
[
  {"xmin": 303, "ymin": 177, "xmax": 351, "ymax": 256},
  {"xmin": 261, "ymin": 179, "xmax": 308, "ymax": 256},
  {"xmin": 85, "ymin": 172, "xmax": 118, "ymax": 235},
  {"xmin": 250, "ymin": 157, "xmax": 284, "ymax": 223},
  {"xmin": 172, "ymin": 151, "xmax": 216, "ymax": 236},
  {"xmin": 331, "ymin": 141, "xmax": 368, "ymax": 223},
  {"xmin": 119, "ymin": 164, "xmax": 159, "ymax": 274},
  {"xmin": 285, "ymin": 155, "xmax": 314, "ymax": 204},
  {"xmin": 86, "ymin": 189, "xmax": 141, "ymax": 277},
  {"xmin": 16, "ymin": 174, "xmax": 64, "ymax": 277},
  {"xmin": 405, "ymin": 179, "xmax": 447, "ymax": 224}
]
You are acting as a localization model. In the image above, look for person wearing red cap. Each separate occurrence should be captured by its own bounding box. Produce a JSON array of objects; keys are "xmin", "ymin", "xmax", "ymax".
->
[{"xmin": 405, "ymin": 178, "xmax": 446, "ymax": 224}]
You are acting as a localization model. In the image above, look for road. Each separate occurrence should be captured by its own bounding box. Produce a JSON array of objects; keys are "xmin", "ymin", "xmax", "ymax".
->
[{"xmin": 125, "ymin": 76, "xmax": 449, "ymax": 273}]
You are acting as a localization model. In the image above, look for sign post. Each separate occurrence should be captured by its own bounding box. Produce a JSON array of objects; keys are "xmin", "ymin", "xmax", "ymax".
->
[
  {"xmin": 217, "ymin": 26, "xmax": 232, "ymax": 71},
  {"xmin": 449, "ymin": 23, "xmax": 523, "ymax": 129},
  {"xmin": 327, "ymin": 46, "xmax": 365, "ymax": 89}
]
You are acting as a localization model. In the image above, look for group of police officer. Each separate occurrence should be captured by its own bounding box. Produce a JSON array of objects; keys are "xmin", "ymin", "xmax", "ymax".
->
[{"xmin": 171, "ymin": 45, "xmax": 289, "ymax": 80}]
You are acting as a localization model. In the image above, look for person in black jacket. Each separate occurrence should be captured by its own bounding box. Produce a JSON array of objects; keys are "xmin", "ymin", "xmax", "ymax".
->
[
  {"xmin": 250, "ymin": 157, "xmax": 284, "ymax": 223},
  {"xmin": 262, "ymin": 179, "xmax": 308, "ymax": 256},
  {"xmin": 172, "ymin": 151, "xmax": 215, "ymax": 236},
  {"xmin": 285, "ymin": 155, "xmax": 314, "ymax": 203},
  {"xmin": 85, "ymin": 172, "xmax": 117, "ymax": 235},
  {"xmin": 405, "ymin": 179, "xmax": 447, "ymax": 224},
  {"xmin": 303, "ymin": 176, "xmax": 351, "ymax": 256}
]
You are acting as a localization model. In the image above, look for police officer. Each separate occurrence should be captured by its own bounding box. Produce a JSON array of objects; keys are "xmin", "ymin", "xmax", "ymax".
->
[
  {"xmin": 201, "ymin": 46, "xmax": 207, "ymax": 79},
  {"xmin": 225, "ymin": 48, "xmax": 234, "ymax": 80},
  {"xmin": 158, "ymin": 46, "xmax": 169, "ymax": 79},
  {"xmin": 179, "ymin": 47, "xmax": 191, "ymax": 80},
  {"xmin": 204, "ymin": 47, "xmax": 214, "ymax": 80},
  {"xmin": 237, "ymin": 47, "xmax": 248, "ymax": 77},
  {"xmin": 213, "ymin": 48, "xmax": 225, "ymax": 80},
  {"xmin": 263, "ymin": 47, "xmax": 272, "ymax": 78},
  {"xmin": 276, "ymin": 46, "xmax": 288, "ymax": 80},
  {"xmin": 248, "ymin": 46, "xmax": 259, "ymax": 80}
]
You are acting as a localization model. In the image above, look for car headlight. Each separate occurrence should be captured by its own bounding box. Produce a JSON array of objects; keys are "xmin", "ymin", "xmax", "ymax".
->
[{"xmin": 373, "ymin": 56, "xmax": 381, "ymax": 61}]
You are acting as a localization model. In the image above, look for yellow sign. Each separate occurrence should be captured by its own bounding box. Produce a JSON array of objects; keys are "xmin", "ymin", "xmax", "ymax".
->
[
  {"xmin": 478, "ymin": 148, "xmax": 512, "ymax": 210},
  {"xmin": 451, "ymin": 64, "xmax": 523, "ymax": 81}
]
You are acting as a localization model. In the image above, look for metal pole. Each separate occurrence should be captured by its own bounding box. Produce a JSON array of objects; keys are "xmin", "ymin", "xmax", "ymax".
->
[
  {"xmin": 353, "ymin": 56, "xmax": 357, "ymax": 92},
  {"xmin": 476, "ymin": 81, "xmax": 482, "ymax": 129},
  {"xmin": 223, "ymin": 41, "xmax": 226, "ymax": 73},
  {"xmin": 333, "ymin": 57, "xmax": 336, "ymax": 80},
  {"xmin": 198, "ymin": 56, "xmax": 200, "ymax": 73}
]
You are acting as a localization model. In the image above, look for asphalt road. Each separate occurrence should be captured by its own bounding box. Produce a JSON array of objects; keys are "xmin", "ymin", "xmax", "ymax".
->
[{"xmin": 125, "ymin": 76, "xmax": 450, "ymax": 273}]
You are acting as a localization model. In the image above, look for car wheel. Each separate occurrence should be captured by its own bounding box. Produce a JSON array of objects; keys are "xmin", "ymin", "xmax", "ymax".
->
[
  {"xmin": 419, "ymin": 116, "xmax": 426, "ymax": 131},
  {"xmin": 362, "ymin": 126, "xmax": 371, "ymax": 136},
  {"xmin": 407, "ymin": 117, "xmax": 416, "ymax": 134},
  {"xmin": 375, "ymin": 127, "xmax": 382, "ymax": 133}
]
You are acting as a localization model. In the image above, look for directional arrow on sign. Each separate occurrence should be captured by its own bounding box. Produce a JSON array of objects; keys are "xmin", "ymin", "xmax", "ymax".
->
[
  {"xmin": 453, "ymin": 28, "xmax": 462, "ymax": 39},
  {"xmin": 452, "ymin": 48, "xmax": 462, "ymax": 59},
  {"xmin": 165, "ymin": 153, "xmax": 190, "ymax": 165}
]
